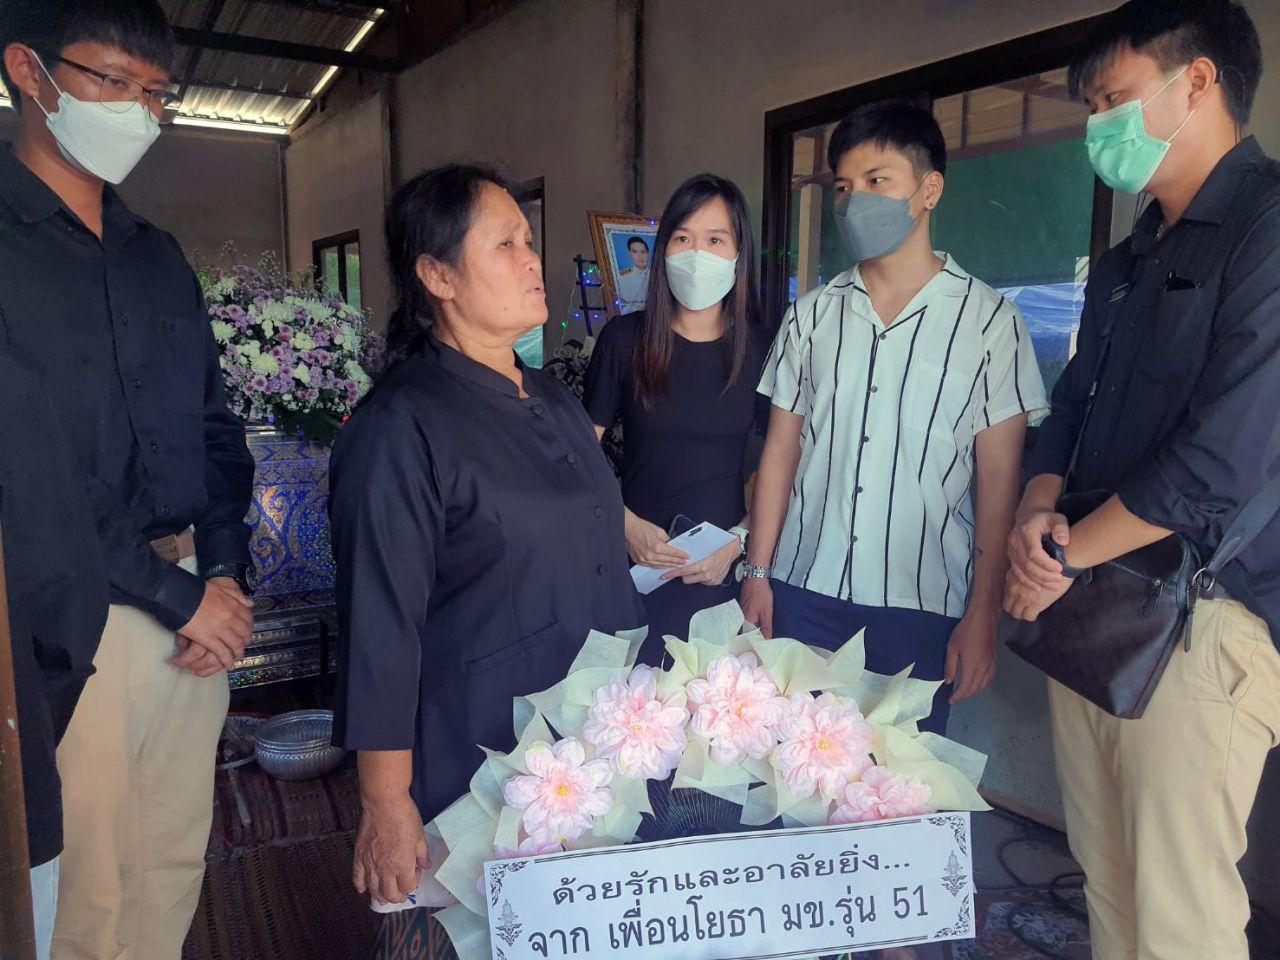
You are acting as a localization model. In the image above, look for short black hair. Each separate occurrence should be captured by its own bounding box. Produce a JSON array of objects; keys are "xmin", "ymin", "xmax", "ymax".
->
[
  {"xmin": 827, "ymin": 100, "xmax": 947, "ymax": 178},
  {"xmin": 1068, "ymin": 0, "xmax": 1262, "ymax": 125},
  {"xmin": 626, "ymin": 236, "xmax": 649, "ymax": 250},
  {"xmin": 0, "ymin": 0, "xmax": 174, "ymax": 112}
]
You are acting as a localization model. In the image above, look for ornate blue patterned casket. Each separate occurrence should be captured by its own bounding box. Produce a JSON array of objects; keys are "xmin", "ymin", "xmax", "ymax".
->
[{"xmin": 229, "ymin": 426, "xmax": 339, "ymax": 689}]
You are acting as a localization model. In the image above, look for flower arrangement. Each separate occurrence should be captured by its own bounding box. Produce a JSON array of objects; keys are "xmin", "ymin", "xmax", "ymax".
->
[
  {"xmin": 199, "ymin": 254, "xmax": 385, "ymax": 444},
  {"xmin": 404, "ymin": 602, "xmax": 989, "ymax": 960}
]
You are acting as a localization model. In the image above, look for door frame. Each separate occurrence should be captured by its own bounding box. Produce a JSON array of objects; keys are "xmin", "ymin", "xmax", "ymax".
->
[{"xmin": 760, "ymin": 14, "xmax": 1113, "ymax": 326}]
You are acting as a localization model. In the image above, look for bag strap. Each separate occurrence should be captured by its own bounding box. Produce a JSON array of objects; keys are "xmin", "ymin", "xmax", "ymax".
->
[
  {"xmin": 1199, "ymin": 481, "xmax": 1280, "ymax": 585},
  {"xmin": 1063, "ymin": 269, "xmax": 1126, "ymax": 488}
]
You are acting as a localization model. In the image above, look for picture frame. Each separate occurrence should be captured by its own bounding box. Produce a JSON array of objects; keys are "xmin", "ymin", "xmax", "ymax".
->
[{"xmin": 587, "ymin": 210, "xmax": 661, "ymax": 318}]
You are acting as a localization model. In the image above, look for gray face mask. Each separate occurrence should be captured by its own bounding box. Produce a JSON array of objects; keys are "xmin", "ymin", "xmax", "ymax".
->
[{"xmin": 834, "ymin": 183, "xmax": 924, "ymax": 263}]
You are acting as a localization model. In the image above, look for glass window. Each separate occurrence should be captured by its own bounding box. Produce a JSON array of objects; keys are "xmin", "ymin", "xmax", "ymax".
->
[
  {"xmin": 312, "ymin": 232, "xmax": 362, "ymax": 309},
  {"xmin": 513, "ymin": 179, "xmax": 547, "ymax": 369},
  {"xmin": 780, "ymin": 68, "xmax": 1096, "ymax": 400}
]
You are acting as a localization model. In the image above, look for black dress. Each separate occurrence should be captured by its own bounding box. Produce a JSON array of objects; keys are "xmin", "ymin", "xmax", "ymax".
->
[
  {"xmin": 329, "ymin": 335, "xmax": 645, "ymax": 824},
  {"xmin": 583, "ymin": 313, "xmax": 766, "ymax": 662}
]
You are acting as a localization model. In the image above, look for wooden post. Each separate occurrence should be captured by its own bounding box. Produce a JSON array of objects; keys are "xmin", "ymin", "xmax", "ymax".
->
[
  {"xmin": 793, "ymin": 132, "xmax": 825, "ymax": 298},
  {"xmin": 0, "ymin": 527, "xmax": 36, "ymax": 959}
]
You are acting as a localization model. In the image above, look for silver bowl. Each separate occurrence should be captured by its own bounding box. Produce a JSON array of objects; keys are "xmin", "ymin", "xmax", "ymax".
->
[{"xmin": 254, "ymin": 709, "xmax": 346, "ymax": 781}]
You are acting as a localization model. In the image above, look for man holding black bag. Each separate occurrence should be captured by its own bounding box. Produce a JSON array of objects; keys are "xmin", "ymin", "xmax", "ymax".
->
[{"xmin": 1004, "ymin": 2, "xmax": 1279, "ymax": 958}]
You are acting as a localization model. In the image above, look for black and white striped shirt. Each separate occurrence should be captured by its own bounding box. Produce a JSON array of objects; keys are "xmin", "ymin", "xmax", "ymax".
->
[{"xmin": 758, "ymin": 254, "xmax": 1047, "ymax": 618}]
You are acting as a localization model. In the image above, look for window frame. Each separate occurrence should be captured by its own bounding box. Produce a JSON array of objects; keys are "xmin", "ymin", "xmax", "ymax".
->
[
  {"xmin": 513, "ymin": 176, "xmax": 547, "ymax": 262},
  {"xmin": 760, "ymin": 14, "xmax": 1114, "ymax": 327},
  {"xmin": 312, "ymin": 229, "xmax": 362, "ymax": 306}
]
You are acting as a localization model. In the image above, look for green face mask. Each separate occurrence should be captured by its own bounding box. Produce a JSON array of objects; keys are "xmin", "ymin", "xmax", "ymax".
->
[{"xmin": 1085, "ymin": 65, "xmax": 1196, "ymax": 194}]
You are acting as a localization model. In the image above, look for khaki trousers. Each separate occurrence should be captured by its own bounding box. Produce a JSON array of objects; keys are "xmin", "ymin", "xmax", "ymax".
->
[
  {"xmin": 52, "ymin": 562, "xmax": 229, "ymax": 960},
  {"xmin": 1049, "ymin": 598, "xmax": 1280, "ymax": 960}
]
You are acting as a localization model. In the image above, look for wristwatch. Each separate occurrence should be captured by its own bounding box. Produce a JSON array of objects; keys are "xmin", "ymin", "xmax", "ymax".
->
[
  {"xmin": 735, "ymin": 562, "xmax": 771, "ymax": 583},
  {"xmin": 1041, "ymin": 537, "xmax": 1088, "ymax": 579},
  {"xmin": 205, "ymin": 562, "xmax": 259, "ymax": 595}
]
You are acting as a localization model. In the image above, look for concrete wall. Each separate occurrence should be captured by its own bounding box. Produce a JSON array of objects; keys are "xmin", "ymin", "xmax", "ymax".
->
[
  {"xmin": 0, "ymin": 115, "xmax": 285, "ymax": 266},
  {"xmin": 284, "ymin": 88, "xmax": 393, "ymax": 327},
  {"xmin": 390, "ymin": 0, "xmax": 633, "ymax": 344}
]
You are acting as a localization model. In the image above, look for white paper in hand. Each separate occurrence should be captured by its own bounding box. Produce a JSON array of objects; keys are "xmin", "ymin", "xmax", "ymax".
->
[{"xmin": 630, "ymin": 521, "xmax": 737, "ymax": 595}]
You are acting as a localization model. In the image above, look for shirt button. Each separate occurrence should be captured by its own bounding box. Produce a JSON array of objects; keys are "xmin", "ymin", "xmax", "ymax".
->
[
  {"xmin": 132, "ymin": 378, "xmax": 143, "ymax": 389},
  {"xmin": 593, "ymin": 506, "xmax": 606, "ymax": 518},
  {"xmin": 566, "ymin": 453, "xmax": 579, "ymax": 465},
  {"xmin": 149, "ymin": 441, "xmax": 159, "ymax": 452},
  {"xmin": 870, "ymin": 385, "xmax": 878, "ymax": 394},
  {"xmin": 532, "ymin": 403, "xmax": 546, "ymax": 415},
  {"xmin": 1092, "ymin": 450, "xmax": 1100, "ymax": 458},
  {"xmin": 596, "ymin": 565, "xmax": 607, "ymax": 576},
  {"xmin": 862, "ymin": 435, "xmax": 870, "ymax": 444},
  {"xmin": 121, "ymin": 315, "xmax": 129, "ymax": 326},
  {"xmin": 851, "ymin": 535, "xmax": 860, "ymax": 544},
  {"xmin": 160, "ymin": 506, "xmax": 171, "ymax": 517},
  {"xmin": 856, "ymin": 486, "xmax": 864, "ymax": 494},
  {"xmin": 878, "ymin": 333, "xmax": 887, "ymax": 341}
]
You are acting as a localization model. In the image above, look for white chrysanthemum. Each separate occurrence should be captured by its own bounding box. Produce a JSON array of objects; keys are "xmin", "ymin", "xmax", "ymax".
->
[
  {"xmin": 210, "ymin": 321, "xmax": 235, "ymax": 343},
  {"xmin": 250, "ymin": 353, "xmax": 280, "ymax": 377},
  {"xmin": 293, "ymin": 363, "xmax": 311, "ymax": 385},
  {"xmin": 292, "ymin": 331, "xmax": 316, "ymax": 352}
]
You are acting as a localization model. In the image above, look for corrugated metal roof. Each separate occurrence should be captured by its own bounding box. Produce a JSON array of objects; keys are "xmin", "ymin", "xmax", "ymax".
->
[{"xmin": 159, "ymin": 0, "xmax": 383, "ymax": 131}]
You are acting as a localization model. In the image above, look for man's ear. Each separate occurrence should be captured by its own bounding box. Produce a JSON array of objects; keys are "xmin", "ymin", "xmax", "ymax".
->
[
  {"xmin": 1185, "ymin": 54, "xmax": 1219, "ymax": 112},
  {"xmin": 4, "ymin": 43, "xmax": 48, "ymax": 108},
  {"xmin": 415, "ymin": 254, "xmax": 455, "ymax": 304},
  {"xmin": 923, "ymin": 170, "xmax": 945, "ymax": 211}
]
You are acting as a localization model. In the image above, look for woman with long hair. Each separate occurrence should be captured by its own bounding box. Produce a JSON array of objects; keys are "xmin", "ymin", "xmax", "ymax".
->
[
  {"xmin": 584, "ymin": 174, "xmax": 766, "ymax": 661},
  {"xmin": 329, "ymin": 164, "xmax": 644, "ymax": 908}
]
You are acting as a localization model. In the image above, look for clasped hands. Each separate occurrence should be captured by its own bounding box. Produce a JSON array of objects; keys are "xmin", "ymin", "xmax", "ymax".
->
[
  {"xmin": 1003, "ymin": 506, "xmax": 1075, "ymax": 622},
  {"xmin": 173, "ymin": 577, "xmax": 255, "ymax": 677}
]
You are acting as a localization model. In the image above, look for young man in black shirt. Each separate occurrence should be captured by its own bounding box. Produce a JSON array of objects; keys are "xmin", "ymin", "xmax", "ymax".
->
[
  {"xmin": 1006, "ymin": 2, "xmax": 1279, "ymax": 957},
  {"xmin": 0, "ymin": 2, "xmax": 255, "ymax": 956}
]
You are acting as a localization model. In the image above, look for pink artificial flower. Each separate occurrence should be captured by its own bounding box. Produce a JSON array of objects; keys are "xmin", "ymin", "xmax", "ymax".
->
[
  {"xmin": 502, "ymin": 739, "xmax": 613, "ymax": 846},
  {"xmin": 686, "ymin": 653, "xmax": 785, "ymax": 765},
  {"xmin": 772, "ymin": 693, "xmax": 875, "ymax": 800},
  {"xmin": 494, "ymin": 835, "xmax": 563, "ymax": 861},
  {"xmin": 830, "ymin": 766, "xmax": 934, "ymax": 824},
  {"xmin": 583, "ymin": 665, "xmax": 688, "ymax": 780},
  {"xmin": 476, "ymin": 835, "xmax": 564, "ymax": 898}
]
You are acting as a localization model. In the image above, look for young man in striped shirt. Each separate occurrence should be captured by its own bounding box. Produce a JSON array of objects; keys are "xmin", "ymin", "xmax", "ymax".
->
[{"xmin": 741, "ymin": 101, "xmax": 1046, "ymax": 734}]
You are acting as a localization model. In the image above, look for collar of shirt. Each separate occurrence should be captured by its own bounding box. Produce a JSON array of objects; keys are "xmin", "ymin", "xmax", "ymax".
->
[
  {"xmin": 1133, "ymin": 136, "xmax": 1266, "ymax": 254},
  {"xmin": 0, "ymin": 147, "xmax": 144, "ymax": 240},
  {"xmin": 424, "ymin": 331, "xmax": 535, "ymax": 399},
  {"xmin": 825, "ymin": 251, "xmax": 972, "ymax": 326}
]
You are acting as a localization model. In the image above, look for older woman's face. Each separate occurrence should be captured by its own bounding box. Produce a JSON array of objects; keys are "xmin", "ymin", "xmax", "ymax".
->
[{"xmin": 448, "ymin": 183, "xmax": 547, "ymax": 340}]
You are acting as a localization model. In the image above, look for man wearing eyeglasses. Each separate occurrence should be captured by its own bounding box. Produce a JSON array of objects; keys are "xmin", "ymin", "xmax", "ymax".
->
[{"xmin": 0, "ymin": 2, "xmax": 255, "ymax": 957}]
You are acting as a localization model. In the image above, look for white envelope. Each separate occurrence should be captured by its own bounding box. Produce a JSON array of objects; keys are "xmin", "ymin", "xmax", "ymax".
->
[{"xmin": 629, "ymin": 521, "xmax": 737, "ymax": 595}]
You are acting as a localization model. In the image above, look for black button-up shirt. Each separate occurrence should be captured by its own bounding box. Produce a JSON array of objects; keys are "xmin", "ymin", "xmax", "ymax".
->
[
  {"xmin": 1029, "ymin": 137, "xmax": 1280, "ymax": 641},
  {"xmin": 329, "ymin": 335, "xmax": 645, "ymax": 822},
  {"xmin": 0, "ymin": 148, "xmax": 254, "ymax": 630},
  {"xmin": 1, "ymin": 354, "xmax": 108, "ymax": 867}
]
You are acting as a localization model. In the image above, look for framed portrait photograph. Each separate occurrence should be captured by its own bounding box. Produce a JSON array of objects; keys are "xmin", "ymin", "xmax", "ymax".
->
[{"xmin": 587, "ymin": 211, "xmax": 660, "ymax": 317}]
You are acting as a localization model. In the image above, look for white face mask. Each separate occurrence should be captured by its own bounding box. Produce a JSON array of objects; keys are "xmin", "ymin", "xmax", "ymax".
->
[
  {"xmin": 664, "ymin": 249, "xmax": 738, "ymax": 311},
  {"xmin": 33, "ymin": 54, "xmax": 160, "ymax": 184}
]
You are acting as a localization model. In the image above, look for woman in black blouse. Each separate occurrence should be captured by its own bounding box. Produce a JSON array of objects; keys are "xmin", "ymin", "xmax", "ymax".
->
[
  {"xmin": 329, "ymin": 164, "xmax": 644, "ymax": 907},
  {"xmin": 584, "ymin": 174, "xmax": 766, "ymax": 662}
]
